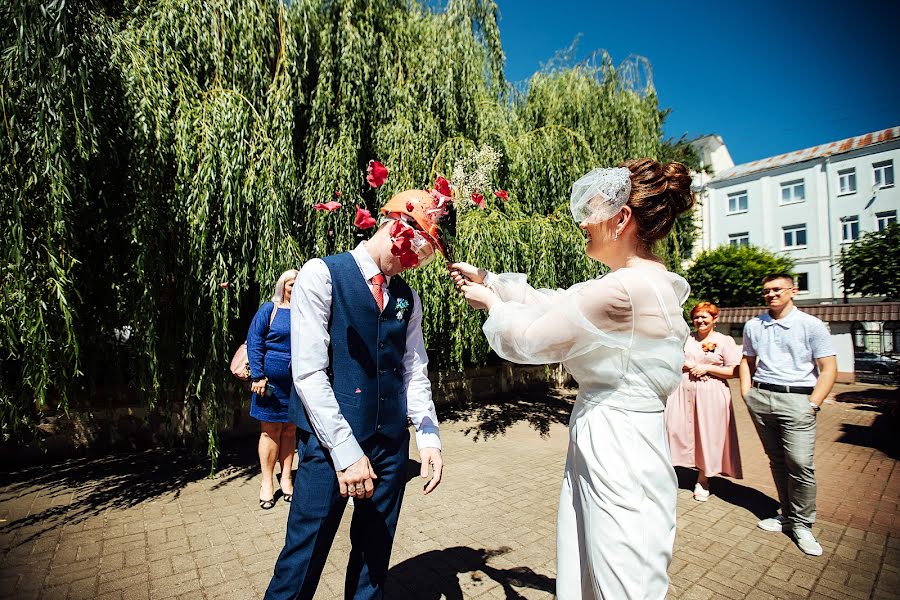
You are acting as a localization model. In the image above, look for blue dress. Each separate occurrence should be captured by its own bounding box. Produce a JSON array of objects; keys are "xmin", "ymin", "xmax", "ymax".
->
[{"xmin": 247, "ymin": 302, "xmax": 293, "ymax": 423}]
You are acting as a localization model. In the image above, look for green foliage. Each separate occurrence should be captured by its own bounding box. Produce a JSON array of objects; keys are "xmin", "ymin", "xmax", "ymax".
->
[
  {"xmin": 1, "ymin": 0, "xmax": 94, "ymax": 434},
  {"xmin": 686, "ymin": 245, "xmax": 795, "ymax": 308},
  {"xmin": 2, "ymin": 0, "xmax": 697, "ymax": 464},
  {"xmin": 839, "ymin": 224, "xmax": 900, "ymax": 300}
]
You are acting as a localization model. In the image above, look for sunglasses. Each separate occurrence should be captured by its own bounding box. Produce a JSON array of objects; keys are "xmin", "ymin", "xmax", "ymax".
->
[{"xmin": 761, "ymin": 287, "xmax": 796, "ymax": 296}]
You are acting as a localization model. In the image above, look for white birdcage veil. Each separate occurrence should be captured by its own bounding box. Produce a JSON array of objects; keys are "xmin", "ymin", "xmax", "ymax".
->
[{"xmin": 569, "ymin": 167, "xmax": 632, "ymax": 224}]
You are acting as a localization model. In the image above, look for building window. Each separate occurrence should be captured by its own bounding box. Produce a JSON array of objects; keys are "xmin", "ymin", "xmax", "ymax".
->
[
  {"xmin": 841, "ymin": 215, "xmax": 860, "ymax": 242},
  {"xmin": 796, "ymin": 272, "xmax": 809, "ymax": 292},
  {"xmin": 838, "ymin": 168, "xmax": 856, "ymax": 195},
  {"xmin": 727, "ymin": 191, "xmax": 748, "ymax": 214},
  {"xmin": 728, "ymin": 232, "xmax": 749, "ymax": 247},
  {"xmin": 783, "ymin": 224, "xmax": 807, "ymax": 248},
  {"xmin": 873, "ymin": 160, "xmax": 894, "ymax": 189},
  {"xmin": 780, "ymin": 180, "xmax": 805, "ymax": 204},
  {"xmin": 877, "ymin": 210, "xmax": 897, "ymax": 230}
]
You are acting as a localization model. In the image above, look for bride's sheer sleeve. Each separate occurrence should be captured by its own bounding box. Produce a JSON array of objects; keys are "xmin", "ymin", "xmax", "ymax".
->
[
  {"xmin": 484, "ymin": 272, "xmax": 573, "ymax": 305},
  {"xmin": 482, "ymin": 275, "xmax": 633, "ymax": 365}
]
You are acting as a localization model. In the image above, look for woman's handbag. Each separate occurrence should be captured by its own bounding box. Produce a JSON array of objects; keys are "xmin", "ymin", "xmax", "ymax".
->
[
  {"xmin": 230, "ymin": 303, "xmax": 279, "ymax": 381},
  {"xmin": 230, "ymin": 343, "xmax": 251, "ymax": 381}
]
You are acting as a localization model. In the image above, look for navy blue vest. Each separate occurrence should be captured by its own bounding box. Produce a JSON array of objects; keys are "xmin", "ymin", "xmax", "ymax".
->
[{"xmin": 289, "ymin": 252, "xmax": 413, "ymax": 442}]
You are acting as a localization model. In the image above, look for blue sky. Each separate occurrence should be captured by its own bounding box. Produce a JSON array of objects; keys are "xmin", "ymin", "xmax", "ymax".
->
[{"xmin": 494, "ymin": 0, "xmax": 900, "ymax": 165}]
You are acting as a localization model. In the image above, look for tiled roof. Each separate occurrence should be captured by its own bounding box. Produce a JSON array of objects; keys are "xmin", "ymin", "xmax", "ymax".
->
[
  {"xmin": 718, "ymin": 303, "xmax": 900, "ymax": 324},
  {"xmin": 711, "ymin": 126, "xmax": 900, "ymax": 183}
]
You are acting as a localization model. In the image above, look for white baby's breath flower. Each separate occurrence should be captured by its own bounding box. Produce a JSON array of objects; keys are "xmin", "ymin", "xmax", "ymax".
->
[{"xmin": 448, "ymin": 145, "xmax": 502, "ymax": 213}]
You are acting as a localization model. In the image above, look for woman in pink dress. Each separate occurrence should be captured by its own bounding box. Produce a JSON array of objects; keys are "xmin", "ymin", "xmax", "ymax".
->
[{"xmin": 665, "ymin": 301, "xmax": 743, "ymax": 501}]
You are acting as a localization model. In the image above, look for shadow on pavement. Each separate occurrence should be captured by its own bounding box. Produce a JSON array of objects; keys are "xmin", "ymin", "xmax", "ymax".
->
[
  {"xmin": 674, "ymin": 467, "xmax": 779, "ymax": 519},
  {"xmin": 833, "ymin": 387, "xmax": 900, "ymax": 460},
  {"xmin": 440, "ymin": 387, "xmax": 575, "ymax": 441},
  {"xmin": 404, "ymin": 458, "xmax": 427, "ymax": 484},
  {"xmin": 387, "ymin": 545, "xmax": 555, "ymax": 599},
  {"xmin": 0, "ymin": 435, "xmax": 261, "ymax": 547}
]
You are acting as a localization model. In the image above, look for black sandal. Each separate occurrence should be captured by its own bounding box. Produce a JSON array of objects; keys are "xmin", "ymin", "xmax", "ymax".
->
[
  {"xmin": 259, "ymin": 498, "xmax": 276, "ymax": 510},
  {"xmin": 283, "ymin": 494, "xmax": 292, "ymax": 504}
]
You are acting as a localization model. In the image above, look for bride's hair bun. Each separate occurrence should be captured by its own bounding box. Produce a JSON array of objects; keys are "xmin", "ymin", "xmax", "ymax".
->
[
  {"xmin": 663, "ymin": 161, "xmax": 694, "ymax": 214},
  {"xmin": 619, "ymin": 158, "xmax": 695, "ymax": 247}
]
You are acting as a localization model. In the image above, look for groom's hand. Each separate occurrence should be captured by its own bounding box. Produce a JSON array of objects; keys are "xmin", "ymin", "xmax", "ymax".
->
[
  {"xmin": 337, "ymin": 455, "xmax": 377, "ymax": 499},
  {"xmin": 419, "ymin": 448, "xmax": 443, "ymax": 495}
]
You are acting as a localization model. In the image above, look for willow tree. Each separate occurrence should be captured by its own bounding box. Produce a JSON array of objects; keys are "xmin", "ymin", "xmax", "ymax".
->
[
  {"xmin": 2, "ymin": 0, "xmax": 699, "ymax": 467},
  {"xmin": 1, "ymin": 1, "xmax": 98, "ymax": 435}
]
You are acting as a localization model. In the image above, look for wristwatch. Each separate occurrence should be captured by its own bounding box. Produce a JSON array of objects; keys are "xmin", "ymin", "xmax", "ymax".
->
[{"xmin": 809, "ymin": 402, "xmax": 820, "ymax": 413}]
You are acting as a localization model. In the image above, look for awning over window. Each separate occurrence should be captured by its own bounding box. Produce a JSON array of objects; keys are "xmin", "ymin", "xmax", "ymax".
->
[{"xmin": 717, "ymin": 303, "xmax": 900, "ymax": 324}]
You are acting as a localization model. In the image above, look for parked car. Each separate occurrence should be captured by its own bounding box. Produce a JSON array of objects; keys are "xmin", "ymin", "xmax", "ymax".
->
[{"xmin": 854, "ymin": 352, "xmax": 900, "ymax": 375}]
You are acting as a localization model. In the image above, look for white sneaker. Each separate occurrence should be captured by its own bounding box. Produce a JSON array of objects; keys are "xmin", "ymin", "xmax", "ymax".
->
[
  {"xmin": 793, "ymin": 527, "xmax": 823, "ymax": 556},
  {"xmin": 757, "ymin": 515, "xmax": 789, "ymax": 532},
  {"xmin": 693, "ymin": 483, "xmax": 710, "ymax": 502}
]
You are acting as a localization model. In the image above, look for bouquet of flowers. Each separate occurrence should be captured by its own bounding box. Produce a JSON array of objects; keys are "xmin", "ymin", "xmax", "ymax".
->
[{"xmin": 429, "ymin": 144, "xmax": 505, "ymax": 260}]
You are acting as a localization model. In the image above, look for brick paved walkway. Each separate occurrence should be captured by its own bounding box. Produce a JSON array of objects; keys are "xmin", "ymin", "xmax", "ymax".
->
[{"xmin": 0, "ymin": 382, "xmax": 897, "ymax": 599}]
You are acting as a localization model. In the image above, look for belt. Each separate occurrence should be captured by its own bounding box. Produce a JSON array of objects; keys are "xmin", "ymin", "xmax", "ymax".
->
[{"xmin": 753, "ymin": 381, "xmax": 814, "ymax": 395}]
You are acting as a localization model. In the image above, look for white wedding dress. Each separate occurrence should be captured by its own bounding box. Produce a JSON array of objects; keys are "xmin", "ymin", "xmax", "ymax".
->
[{"xmin": 482, "ymin": 265, "xmax": 690, "ymax": 600}]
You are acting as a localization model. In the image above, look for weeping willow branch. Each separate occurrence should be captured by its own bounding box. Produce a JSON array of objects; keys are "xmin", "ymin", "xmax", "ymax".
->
[{"xmin": 1, "ymin": 0, "xmax": 699, "ymax": 469}]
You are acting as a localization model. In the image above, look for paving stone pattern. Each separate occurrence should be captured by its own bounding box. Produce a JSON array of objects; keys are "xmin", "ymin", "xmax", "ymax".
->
[{"xmin": 0, "ymin": 382, "xmax": 897, "ymax": 599}]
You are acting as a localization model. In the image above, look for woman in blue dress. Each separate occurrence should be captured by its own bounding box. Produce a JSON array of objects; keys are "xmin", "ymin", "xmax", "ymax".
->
[{"xmin": 248, "ymin": 269, "xmax": 298, "ymax": 509}]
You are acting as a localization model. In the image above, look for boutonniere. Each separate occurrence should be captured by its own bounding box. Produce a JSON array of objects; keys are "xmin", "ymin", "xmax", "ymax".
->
[
  {"xmin": 395, "ymin": 298, "xmax": 410, "ymax": 320},
  {"xmin": 701, "ymin": 341, "xmax": 718, "ymax": 353}
]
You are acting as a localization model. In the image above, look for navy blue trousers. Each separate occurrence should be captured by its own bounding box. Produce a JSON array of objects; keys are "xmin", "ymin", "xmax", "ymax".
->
[{"xmin": 265, "ymin": 429, "xmax": 409, "ymax": 600}]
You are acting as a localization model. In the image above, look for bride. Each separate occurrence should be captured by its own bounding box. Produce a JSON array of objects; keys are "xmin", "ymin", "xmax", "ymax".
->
[{"xmin": 451, "ymin": 158, "xmax": 694, "ymax": 599}]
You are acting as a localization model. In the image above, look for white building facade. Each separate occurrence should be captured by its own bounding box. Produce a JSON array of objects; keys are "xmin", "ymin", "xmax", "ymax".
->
[{"xmin": 692, "ymin": 127, "xmax": 900, "ymax": 302}]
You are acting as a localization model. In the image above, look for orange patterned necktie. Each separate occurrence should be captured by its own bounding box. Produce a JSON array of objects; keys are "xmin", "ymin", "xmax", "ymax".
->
[{"xmin": 371, "ymin": 273, "xmax": 386, "ymax": 312}]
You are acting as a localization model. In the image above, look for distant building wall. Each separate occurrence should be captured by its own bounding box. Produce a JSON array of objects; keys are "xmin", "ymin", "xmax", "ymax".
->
[{"xmin": 692, "ymin": 127, "xmax": 900, "ymax": 302}]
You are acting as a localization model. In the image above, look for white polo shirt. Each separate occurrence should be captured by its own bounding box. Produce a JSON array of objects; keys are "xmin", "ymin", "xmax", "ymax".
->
[{"xmin": 742, "ymin": 307, "xmax": 836, "ymax": 387}]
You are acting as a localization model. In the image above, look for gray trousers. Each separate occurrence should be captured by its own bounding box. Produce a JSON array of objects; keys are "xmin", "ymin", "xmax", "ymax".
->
[{"xmin": 743, "ymin": 387, "xmax": 817, "ymax": 528}]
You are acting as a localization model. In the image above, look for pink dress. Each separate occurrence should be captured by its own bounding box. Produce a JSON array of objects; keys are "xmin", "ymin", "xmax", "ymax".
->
[{"xmin": 665, "ymin": 331, "xmax": 743, "ymax": 478}]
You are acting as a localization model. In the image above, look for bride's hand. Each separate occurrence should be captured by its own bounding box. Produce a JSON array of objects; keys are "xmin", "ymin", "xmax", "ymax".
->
[
  {"xmin": 459, "ymin": 281, "xmax": 499, "ymax": 311},
  {"xmin": 448, "ymin": 262, "xmax": 487, "ymax": 287}
]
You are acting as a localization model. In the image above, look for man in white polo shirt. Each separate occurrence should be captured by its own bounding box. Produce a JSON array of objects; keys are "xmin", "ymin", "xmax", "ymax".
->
[{"xmin": 739, "ymin": 273, "xmax": 837, "ymax": 556}]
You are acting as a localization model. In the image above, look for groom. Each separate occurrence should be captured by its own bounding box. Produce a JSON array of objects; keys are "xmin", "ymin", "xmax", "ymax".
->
[{"xmin": 265, "ymin": 190, "xmax": 445, "ymax": 600}]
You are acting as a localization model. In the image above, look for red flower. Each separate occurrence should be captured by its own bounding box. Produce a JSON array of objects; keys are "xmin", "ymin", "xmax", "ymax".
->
[
  {"xmin": 398, "ymin": 250, "xmax": 419, "ymax": 268},
  {"xmin": 335, "ymin": 191, "xmax": 342, "ymax": 197},
  {"xmin": 701, "ymin": 341, "xmax": 718, "ymax": 353},
  {"xmin": 366, "ymin": 160, "xmax": 388, "ymax": 188},
  {"xmin": 434, "ymin": 176, "xmax": 452, "ymax": 198},
  {"xmin": 389, "ymin": 220, "xmax": 408, "ymax": 238},
  {"xmin": 389, "ymin": 221, "xmax": 419, "ymax": 268},
  {"xmin": 471, "ymin": 192, "xmax": 485, "ymax": 208},
  {"xmin": 494, "ymin": 189, "xmax": 508, "ymax": 202},
  {"xmin": 354, "ymin": 206, "xmax": 377, "ymax": 230},
  {"xmin": 391, "ymin": 237, "xmax": 410, "ymax": 255},
  {"xmin": 429, "ymin": 188, "xmax": 453, "ymax": 220},
  {"xmin": 218, "ymin": 282, "xmax": 229, "ymax": 289},
  {"xmin": 313, "ymin": 201, "xmax": 342, "ymax": 212},
  {"xmin": 389, "ymin": 221, "xmax": 413, "ymax": 250}
]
